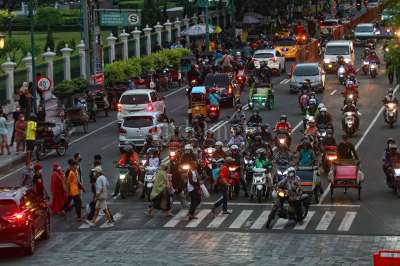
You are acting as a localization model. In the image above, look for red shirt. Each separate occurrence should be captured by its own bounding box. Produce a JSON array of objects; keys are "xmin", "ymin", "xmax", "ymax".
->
[
  {"xmin": 274, "ymin": 122, "xmax": 292, "ymax": 133},
  {"xmin": 218, "ymin": 165, "xmax": 229, "ymax": 185}
]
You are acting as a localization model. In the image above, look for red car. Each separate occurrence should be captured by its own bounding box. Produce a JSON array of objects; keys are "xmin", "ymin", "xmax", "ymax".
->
[{"xmin": 0, "ymin": 186, "xmax": 50, "ymax": 255}]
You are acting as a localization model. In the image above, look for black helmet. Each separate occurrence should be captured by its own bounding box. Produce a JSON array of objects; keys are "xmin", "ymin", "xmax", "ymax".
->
[
  {"xmin": 280, "ymin": 115, "xmax": 287, "ymax": 122},
  {"xmin": 387, "ymin": 138, "xmax": 396, "ymax": 146},
  {"xmin": 146, "ymin": 134, "xmax": 153, "ymax": 142}
]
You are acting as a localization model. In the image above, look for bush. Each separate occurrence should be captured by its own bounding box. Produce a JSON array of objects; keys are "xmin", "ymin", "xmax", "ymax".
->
[{"xmin": 54, "ymin": 78, "xmax": 88, "ymax": 96}]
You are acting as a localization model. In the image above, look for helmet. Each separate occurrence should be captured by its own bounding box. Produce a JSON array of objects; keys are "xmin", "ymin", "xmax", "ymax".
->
[
  {"xmin": 387, "ymin": 138, "xmax": 396, "ymax": 145},
  {"xmin": 215, "ymin": 141, "xmax": 223, "ymax": 147},
  {"xmin": 320, "ymin": 107, "xmax": 327, "ymax": 112},
  {"xmin": 261, "ymin": 124, "xmax": 269, "ymax": 130},
  {"xmin": 389, "ymin": 143, "xmax": 397, "ymax": 150},
  {"xmin": 185, "ymin": 127, "xmax": 194, "ymax": 133},
  {"xmin": 236, "ymin": 51, "xmax": 241, "ymax": 57},
  {"xmin": 307, "ymin": 117, "xmax": 315, "ymax": 123},
  {"xmin": 145, "ymin": 134, "xmax": 153, "ymax": 142},
  {"xmin": 318, "ymin": 103, "xmax": 325, "ymax": 110},
  {"xmin": 287, "ymin": 166, "xmax": 296, "ymax": 176},
  {"xmin": 256, "ymin": 148, "xmax": 266, "ymax": 154},
  {"xmin": 184, "ymin": 144, "xmax": 193, "ymax": 151},
  {"xmin": 309, "ymin": 98, "xmax": 317, "ymax": 105},
  {"xmin": 230, "ymin": 144, "xmax": 239, "ymax": 151},
  {"xmin": 124, "ymin": 146, "xmax": 133, "ymax": 154},
  {"xmin": 255, "ymin": 135, "xmax": 262, "ymax": 141},
  {"xmin": 280, "ymin": 115, "xmax": 287, "ymax": 122}
]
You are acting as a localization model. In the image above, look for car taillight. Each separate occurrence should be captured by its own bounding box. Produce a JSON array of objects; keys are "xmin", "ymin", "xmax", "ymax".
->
[
  {"xmin": 117, "ymin": 103, "xmax": 122, "ymax": 112},
  {"xmin": 148, "ymin": 127, "xmax": 158, "ymax": 134},
  {"xmin": 119, "ymin": 128, "xmax": 127, "ymax": 134},
  {"xmin": 147, "ymin": 103, "xmax": 153, "ymax": 111},
  {"xmin": 228, "ymin": 85, "xmax": 233, "ymax": 94},
  {"xmin": 3, "ymin": 210, "xmax": 27, "ymax": 223}
]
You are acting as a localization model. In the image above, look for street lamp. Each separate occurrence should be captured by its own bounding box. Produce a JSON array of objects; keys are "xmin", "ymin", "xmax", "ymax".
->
[
  {"xmin": 28, "ymin": 0, "xmax": 37, "ymax": 114},
  {"xmin": 0, "ymin": 32, "xmax": 5, "ymax": 49}
]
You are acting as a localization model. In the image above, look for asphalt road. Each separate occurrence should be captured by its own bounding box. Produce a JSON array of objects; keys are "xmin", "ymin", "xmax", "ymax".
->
[{"xmin": 0, "ymin": 44, "xmax": 398, "ymax": 264}]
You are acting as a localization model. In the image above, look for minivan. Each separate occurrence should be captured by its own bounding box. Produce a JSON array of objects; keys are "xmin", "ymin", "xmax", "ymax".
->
[{"xmin": 323, "ymin": 40, "xmax": 355, "ymax": 72}]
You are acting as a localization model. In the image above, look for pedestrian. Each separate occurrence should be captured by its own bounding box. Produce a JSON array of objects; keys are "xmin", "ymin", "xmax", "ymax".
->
[
  {"xmin": 86, "ymin": 166, "xmax": 114, "ymax": 227},
  {"xmin": 0, "ymin": 107, "xmax": 10, "ymax": 155},
  {"xmin": 50, "ymin": 162, "xmax": 67, "ymax": 215},
  {"xmin": 32, "ymin": 163, "xmax": 48, "ymax": 200},
  {"xmin": 147, "ymin": 164, "xmax": 174, "ymax": 218},
  {"xmin": 212, "ymin": 158, "xmax": 233, "ymax": 215},
  {"xmin": 37, "ymin": 103, "xmax": 46, "ymax": 123},
  {"xmin": 25, "ymin": 82, "xmax": 33, "ymax": 118},
  {"xmin": 21, "ymin": 162, "xmax": 34, "ymax": 186},
  {"xmin": 25, "ymin": 114, "xmax": 37, "ymax": 165},
  {"xmin": 73, "ymin": 153, "xmax": 83, "ymax": 184},
  {"xmin": 18, "ymin": 82, "xmax": 29, "ymax": 116},
  {"xmin": 61, "ymin": 160, "xmax": 85, "ymax": 221},
  {"xmin": 10, "ymin": 106, "xmax": 21, "ymax": 147},
  {"xmin": 87, "ymin": 154, "xmax": 104, "ymax": 221},
  {"xmin": 15, "ymin": 114, "xmax": 26, "ymax": 154},
  {"xmin": 187, "ymin": 162, "xmax": 202, "ymax": 220}
]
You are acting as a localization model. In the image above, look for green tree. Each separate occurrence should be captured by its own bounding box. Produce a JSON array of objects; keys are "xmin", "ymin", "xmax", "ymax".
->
[
  {"xmin": 0, "ymin": 9, "xmax": 16, "ymax": 37},
  {"xmin": 0, "ymin": 38, "xmax": 28, "ymax": 66},
  {"xmin": 35, "ymin": 7, "xmax": 63, "ymax": 51},
  {"xmin": 142, "ymin": 0, "xmax": 160, "ymax": 26}
]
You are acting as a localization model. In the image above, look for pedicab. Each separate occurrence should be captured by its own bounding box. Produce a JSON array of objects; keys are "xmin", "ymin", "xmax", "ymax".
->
[
  {"xmin": 35, "ymin": 122, "xmax": 69, "ymax": 161},
  {"xmin": 189, "ymin": 86, "xmax": 220, "ymax": 122},
  {"xmin": 248, "ymin": 84, "xmax": 274, "ymax": 110},
  {"xmin": 330, "ymin": 159, "xmax": 361, "ymax": 200},
  {"xmin": 65, "ymin": 106, "xmax": 89, "ymax": 133},
  {"xmin": 86, "ymin": 84, "xmax": 111, "ymax": 120},
  {"xmin": 297, "ymin": 165, "xmax": 321, "ymax": 203}
]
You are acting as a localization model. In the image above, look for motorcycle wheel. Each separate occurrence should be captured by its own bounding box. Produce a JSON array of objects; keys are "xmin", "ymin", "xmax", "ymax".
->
[
  {"xmin": 301, "ymin": 205, "xmax": 309, "ymax": 220},
  {"xmin": 56, "ymin": 141, "xmax": 68, "ymax": 156},
  {"xmin": 257, "ymin": 190, "xmax": 262, "ymax": 203},
  {"xmin": 314, "ymin": 188, "xmax": 320, "ymax": 203},
  {"xmin": 389, "ymin": 120, "xmax": 394, "ymax": 128},
  {"xmin": 35, "ymin": 144, "xmax": 46, "ymax": 161}
]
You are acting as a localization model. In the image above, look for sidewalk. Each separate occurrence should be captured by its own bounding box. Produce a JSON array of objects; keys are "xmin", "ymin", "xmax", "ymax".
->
[{"xmin": 0, "ymin": 99, "xmax": 60, "ymax": 174}]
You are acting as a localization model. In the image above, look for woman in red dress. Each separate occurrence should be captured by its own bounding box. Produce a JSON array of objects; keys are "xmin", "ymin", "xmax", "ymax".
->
[{"xmin": 50, "ymin": 163, "xmax": 67, "ymax": 215}]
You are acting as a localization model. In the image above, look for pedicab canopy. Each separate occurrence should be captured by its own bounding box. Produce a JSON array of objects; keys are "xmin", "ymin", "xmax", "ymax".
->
[{"xmin": 191, "ymin": 86, "xmax": 207, "ymax": 94}]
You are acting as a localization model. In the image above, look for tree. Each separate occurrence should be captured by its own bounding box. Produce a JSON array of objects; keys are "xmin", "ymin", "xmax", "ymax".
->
[
  {"xmin": 0, "ymin": 38, "xmax": 28, "ymax": 67},
  {"xmin": 35, "ymin": 7, "xmax": 63, "ymax": 51},
  {"xmin": 0, "ymin": 9, "xmax": 15, "ymax": 37},
  {"xmin": 142, "ymin": 0, "xmax": 160, "ymax": 26}
]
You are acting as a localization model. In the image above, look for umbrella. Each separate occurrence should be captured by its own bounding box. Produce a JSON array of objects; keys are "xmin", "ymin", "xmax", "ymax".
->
[
  {"xmin": 182, "ymin": 24, "xmax": 215, "ymax": 36},
  {"xmin": 243, "ymin": 15, "xmax": 261, "ymax": 24}
]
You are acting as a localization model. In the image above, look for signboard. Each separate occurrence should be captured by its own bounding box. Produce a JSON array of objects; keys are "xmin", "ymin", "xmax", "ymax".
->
[
  {"xmin": 37, "ymin": 77, "xmax": 51, "ymax": 92},
  {"xmin": 91, "ymin": 73, "xmax": 104, "ymax": 85},
  {"xmin": 100, "ymin": 10, "xmax": 140, "ymax": 27}
]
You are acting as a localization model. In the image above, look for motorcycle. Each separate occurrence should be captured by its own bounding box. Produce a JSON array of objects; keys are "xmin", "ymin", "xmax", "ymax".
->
[
  {"xmin": 343, "ymin": 85, "xmax": 359, "ymax": 105},
  {"xmin": 384, "ymin": 102, "xmax": 398, "ymax": 128},
  {"xmin": 337, "ymin": 65, "xmax": 346, "ymax": 85},
  {"xmin": 274, "ymin": 163, "xmax": 290, "ymax": 183},
  {"xmin": 385, "ymin": 163, "xmax": 400, "ymax": 196},
  {"xmin": 143, "ymin": 166, "xmax": 157, "ymax": 201},
  {"xmin": 362, "ymin": 60, "xmax": 369, "ymax": 75},
  {"xmin": 342, "ymin": 111, "xmax": 358, "ymax": 137},
  {"xmin": 227, "ymin": 164, "xmax": 240, "ymax": 200},
  {"xmin": 208, "ymin": 105, "xmax": 220, "ymax": 122},
  {"xmin": 299, "ymin": 93, "xmax": 310, "ymax": 114},
  {"xmin": 303, "ymin": 113, "xmax": 315, "ymax": 131},
  {"xmin": 35, "ymin": 123, "xmax": 69, "ymax": 161},
  {"xmin": 244, "ymin": 153, "xmax": 254, "ymax": 185},
  {"xmin": 322, "ymin": 145, "xmax": 337, "ymax": 173},
  {"xmin": 266, "ymin": 187, "xmax": 310, "ymax": 228},
  {"xmin": 275, "ymin": 129, "xmax": 291, "ymax": 148},
  {"xmin": 117, "ymin": 165, "xmax": 138, "ymax": 199},
  {"xmin": 369, "ymin": 61, "xmax": 378, "ymax": 79},
  {"xmin": 251, "ymin": 168, "xmax": 271, "ymax": 202}
]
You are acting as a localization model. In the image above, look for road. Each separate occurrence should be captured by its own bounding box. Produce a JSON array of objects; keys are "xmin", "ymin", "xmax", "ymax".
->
[{"xmin": 0, "ymin": 44, "xmax": 398, "ymax": 265}]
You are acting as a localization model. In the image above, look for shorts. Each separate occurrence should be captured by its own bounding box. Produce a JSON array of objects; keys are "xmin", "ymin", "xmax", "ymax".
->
[
  {"xmin": 26, "ymin": 140, "xmax": 35, "ymax": 151},
  {"xmin": 95, "ymin": 199, "xmax": 107, "ymax": 210}
]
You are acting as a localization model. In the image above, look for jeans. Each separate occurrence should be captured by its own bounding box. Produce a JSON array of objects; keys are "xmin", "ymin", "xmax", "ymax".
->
[
  {"xmin": 62, "ymin": 195, "xmax": 82, "ymax": 219},
  {"xmin": 189, "ymin": 191, "xmax": 201, "ymax": 215},
  {"xmin": 214, "ymin": 185, "xmax": 228, "ymax": 212}
]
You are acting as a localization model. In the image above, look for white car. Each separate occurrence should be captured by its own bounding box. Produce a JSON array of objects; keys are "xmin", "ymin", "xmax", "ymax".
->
[
  {"xmin": 119, "ymin": 111, "xmax": 173, "ymax": 147},
  {"xmin": 117, "ymin": 89, "xmax": 166, "ymax": 124},
  {"xmin": 252, "ymin": 49, "xmax": 285, "ymax": 74}
]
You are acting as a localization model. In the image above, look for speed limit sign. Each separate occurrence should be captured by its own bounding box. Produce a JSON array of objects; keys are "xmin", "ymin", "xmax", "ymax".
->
[{"xmin": 37, "ymin": 77, "xmax": 51, "ymax": 92}]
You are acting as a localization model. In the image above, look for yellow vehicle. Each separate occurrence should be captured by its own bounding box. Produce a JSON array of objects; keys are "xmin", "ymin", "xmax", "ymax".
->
[
  {"xmin": 189, "ymin": 86, "xmax": 208, "ymax": 119},
  {"xmin": 276, "ymin": 30, "xmax": 291, "ymax": 39},
  {"xmin": 273, "ymin": 38, "xmax": 299, "ymax": 59}
]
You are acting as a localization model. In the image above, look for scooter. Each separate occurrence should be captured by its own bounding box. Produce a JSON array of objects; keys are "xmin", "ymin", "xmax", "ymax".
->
[
  {"xmin": 342, "ymin": 111, "xmax": 358, "ymax": 137},
  {"xmin": 117, "ymin": 165, "xmax": 138, "ymax": 199},
  {"xmin": 384, "ymin": 102, "xmax": 398, "ymax": 128},
  {"xmin": 143, "ymin": 166, "xmax": 158, "ymax": 201},
  {"xmin": 208, "ymin": 105, "xmax": 220, "ymax": 122},
  {"xmin": 227, "ymin": 164, "xmax": 240, "ymax": 200},
  {"xmin": 385, "ymin": 162, "xmax": 400, "ymax": 196},
  {"xmin": 369, "ymin": 62, "xmax": 378, "ymax": 79},
  {"xmin": 275, "ymin": 130, "xmax": 291, "ymax": 148},
  {"xmin": 362, "ymin": 60, "xmax": 369, "ymax": 75},
  {"xmin": 250, "ymin": 168, "xmax": 271, "ymax": 203},
  {"xmin": 266, "ymin": 187, "xmax": 310, "ymax": 228},
  {"xmin": 337, "ymin": 65, "xmax": 346, "ymax": 85},
  {"xmin": 322, "ymin": 146, "xmax": 338, "ymax": 173}
]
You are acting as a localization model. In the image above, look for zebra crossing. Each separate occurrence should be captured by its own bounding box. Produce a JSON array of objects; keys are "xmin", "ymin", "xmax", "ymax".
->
[{"xmin": 75, "ymin": 206, "xmax": 358, "ymax": 233}]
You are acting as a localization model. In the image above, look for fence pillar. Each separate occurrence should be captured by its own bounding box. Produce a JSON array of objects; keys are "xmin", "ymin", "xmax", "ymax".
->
[
  {"xmin": 1, "ymin": 58, "xmax": 16, "ymax": 108},
  {"xmin": 164, "ymin": 19, "xmax": 173, "ymax": 43},
  {"xmin": 154, "ymin": 22, "xmax": 163, "ymax": 47},
  {"xmin": 60, "ymin": 44, "xmax": 73, "ymax": 81},
  {"xmin": 143, "ymin": 25, "xmax": 152, "ymax": 55},
  {"xmin": 131, "ymin": 27, "xmax": 142, "ymax": 58},
  {"xmin": 43, "ymin": 48, "xmax": 56, "ymax": 91},
  {"xmin": 174, "ymin": 18, "xmax": 182, "ymax": 38},
  {"xmin": 222, "ymin": 10, "xmax": 227, "ymax": 28},
  {"xmin": 119, "ymin": 29, "xmax": 130, "ymax": 60},
  {"xmin": 22, "ymin": 53, "xmax": 33, "ymax": 83},
  {"xmin": 106, "ymin": 33, "xmax": 117, "ymax": 64},
  {"xmin": 76, "ymin": 41, "xmax": 87, "ymax": 78},
  {"xmin": 183, "ymin": 15, "xmax": 190, "ymax": 47}
]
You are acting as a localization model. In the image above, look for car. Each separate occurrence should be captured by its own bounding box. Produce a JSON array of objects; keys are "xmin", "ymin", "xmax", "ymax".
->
[
  {"xmin": 252, "ymin": 49, "xmax": 285, "ymax": 74},
  {"xmin": 322, "ymin": 40, "xmax": 355, "ymax": 72},
  {"xmin": 289, "ymin": 63, "xmax": 326, "ymax": 94},
  {"xmin": 0, "ymin": 187, "xmax": 50, "ymax": 255},
  {"xmin": 381, "ymin": 9, "xmax": 394, "ymax": 22},
  {"xmin": 204, "ymin": 73, "xmax": 235, "ymax": 106},
  {"xmin": 273, "ymin": 38, "xmax": 299, "ymax": 59},
  {"xmin": 353, "ymin": 23, "xmax": 380, "ymax": 46},
  {"xmin": 117, "ymin": 89, "xmax": 166, "ymax": 124},
  {"xmin": 320, "ymin": 19, "xmax": 341, "ymax": 32},
  {"xmin": 118, "ymin": 111, "xmax": 173, "ymax": 148}
]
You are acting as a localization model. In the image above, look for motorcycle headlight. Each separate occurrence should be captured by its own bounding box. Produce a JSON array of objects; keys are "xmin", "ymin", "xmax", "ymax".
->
[
  {"xmin": 324, "ymin": 58, "xmax": 330, "ymax": 64},
  {"xmin": 277, "ymin": 170, "xmax": 283, "ymax": 175},
  {"xmin": 349, "ymin": 94, "xmax": 354, "ymax": 99},
  {"xmin": 363, "ymin": 61, "xmax": 369, "ymax": 65},
  {"xmin": 344, "ymin": 58, "xmax": 351, "ymax": 63},
  {"xmin": 279, "ymin": 138, "xmax": 285, "ymax": 144},
  {"xmin": 370, "ymin": 64, "xmax": 376, "ymax": 69},
  {"xmin": 170, "ymin": 151, "xmax": 176, "ymax": 157},
  {"xmin": 339, "ymin": 68, "xmax": 345, "ymax": 73},
  {"xmin": 141, "ymin": 159, "xmax": 147, "ymax": 166},
  {"xmin": 278, "ymin": 191, "xmax": 285, "ymax": 198},
  {"xmin": 181, "ymin": 164, "xmax": 190, "ymax": 170},
  {"xmin": 388, "ymin": 103, "xmax": 396, "ymax": 109},
  {"xmin": 119, "ymin": 174, "xmax": 127, "ymax": 180}
]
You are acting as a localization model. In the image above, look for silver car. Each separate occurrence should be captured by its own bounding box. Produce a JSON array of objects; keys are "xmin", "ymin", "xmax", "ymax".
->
[
  {"xmin": 289, "ymin": 63, "xmax": 325, "ymax": 94},
  {"xmin": 119, "ymin": 111, "xmax": 173, "ymax": 148}
]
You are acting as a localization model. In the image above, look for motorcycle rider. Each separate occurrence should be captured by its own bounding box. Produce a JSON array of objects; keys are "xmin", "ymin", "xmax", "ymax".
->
[
  {"xmin": 337, "ymin": 135, "xmax": 359, "ymax": 161},
  {"xmin": 252, "ymin": 135, "xmax": 274, "ymax": 160},
  {"xmin": 254, "ymin": 148, "xmax": 273, "ymax": 171},
  {"xmin": 203, "ymin": 130, "xmax": 216, "ymax": 148},
  {"xmin": 342, "ymin": 98, "xmax": 360, "ymax": 130},
  {"xmin": 192, "ymin": 115, "xmax": 206, "ymax": 145},
  {"xmin": 260, "ymin": 124, "xmax": 273, "ymax": 144},
  {"xmin": 367, "ymin": 50, "xmax": 380, "ymax": 65},
  {"xmin": 141, "ymin": 135, "xmax": 156, "ymax": 155},
  {"xmin": 230, "ymin": 104, "xmax": 246, "ymax": 125},
  {"xmin": 214, "ymin": 141, "xmax": 227, "ymax": 159},
  {"xmin": 383, "ymin": 88, "xmax": 398, "ymax": 105},
  {"xmin": 306, "ymin": 98, "xmax": 318, "ymax": 115},
  {"xmin": 247, "ymin": 109, "xmax": 263, "ymax": 125},
  {"xmin": 229, "ymin": 144, "xmax": 249, "ymax": 197},
  {"xmin": 382, "ymin": 143, "xmax": 400, "ymax": 186},
  {"xmin": 315, "ymin": 107, "xmax": 333, "ymax": 128},
  {"xmin": 345, "ymin": 64, "xmax": 357, "ymax": 79},
  {"xmin": 274, "ymin": 115, "xmax": 292, "ymax": 133},
  {"xmin": 304, "ymin": 117, "xmax": 319, "ymax": 137},
  {"xmin": 321, "ymin": 128, "xmax": 336, "ymax": 147},
  {"xmin": 228, "ymin": 128, "xmax": 245, "ymax": 147},
  {"xmin": 296, "ymin": 138, "xmax": 316, "ymax": 167},
  {"xmin": 187, "ymin": 64, "xmax": 201, "ymax": 87},
  {"xmin": 383, "ymin": 138, "xmax": 396, "ymax": 163},
  {"xmin": 361, "ymin": 47, "xmax": 370, "ymax": 60},
  {"xmin": 181, "ymin": 144, "xmax": 197, "ymax": 166},
  {"xmin": 114, "ymin": 145, "xmax": 140, "ymax": 198},
  {"xmin": 208, "ymin": 87, "xmax": 220, "ymax": 108}
]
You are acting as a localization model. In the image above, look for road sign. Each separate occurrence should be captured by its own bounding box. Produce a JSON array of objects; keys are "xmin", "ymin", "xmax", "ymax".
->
[
  {"xmin": 100, "ymin": 10, "xmax": 140, "ymax": 27},
  {"xmin": 37, "ymin": 77, "xmax": 51, "ymax": 92}
]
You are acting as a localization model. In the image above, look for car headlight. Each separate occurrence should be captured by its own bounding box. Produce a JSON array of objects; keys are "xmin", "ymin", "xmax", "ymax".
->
[{"xmin": 324, "ymin": 58, "xmax": 330, "ymax": 64}]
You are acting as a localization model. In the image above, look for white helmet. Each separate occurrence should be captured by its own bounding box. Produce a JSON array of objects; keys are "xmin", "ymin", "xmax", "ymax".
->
[
  {"xmin": 230, "ymin": 144, "xmax": 239, "ymax": 151},
  {"xmin": 287, "ymin": 167, "xmax": 296, "ymax": 176},
  {"xmin": 320, "ymin": 107, "xmax": 327, "ymax": 112},
  {"xmin": 184, "ymin": 144, "xmax": 193, "ymax": 151},
  {"xmin": 318, "ymin": 103, "xmax": 325, "ymax": 110},
  {"xmin": 215, "ymin": 141, "xmax": 223, "ymax": 147}
]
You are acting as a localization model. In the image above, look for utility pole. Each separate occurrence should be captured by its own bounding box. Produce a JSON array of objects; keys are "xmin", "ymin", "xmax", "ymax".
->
[
  {"xmin": 28, "ymin": 0, "xmax": 37, "ymax": 114},
  {"xmin": 81, "ymin": 0, "xmax": 91, "ymax": 77}
]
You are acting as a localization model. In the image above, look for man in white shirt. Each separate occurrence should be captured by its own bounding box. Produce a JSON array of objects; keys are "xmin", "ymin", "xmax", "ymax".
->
[{"xmin": 86, "ymin": 166, "xmax": 114, "ymax": 227}]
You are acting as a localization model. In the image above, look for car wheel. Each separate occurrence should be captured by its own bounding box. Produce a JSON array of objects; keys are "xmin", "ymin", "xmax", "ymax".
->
[{"xmin": 24, "ymin": 227, "xmax": 35, "ymax": 255}]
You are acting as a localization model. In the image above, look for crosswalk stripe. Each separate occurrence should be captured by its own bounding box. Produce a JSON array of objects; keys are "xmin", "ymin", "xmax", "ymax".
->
[
  {"xmin": 163, "ymin": 209, "xmax": 188, "ymax": 227},
  {"xmin": 294, "ymin": 211, "xmax": 315, "ymax": 230},
  {"xmin": 207, "ymin": 211, "xmax": 231, "ymax": 229},
  {"xmin": 100, "ymin": 212, "xmax": 124, "ymax": 228},
  {"xmin": 338, "ymin": 211, "xmax": 357, "ymax": 231},
  {"xmin": 186, "ymin": 209, "xmax": 211, "ymax": 228},
  {"xmin": 272, "ymin": 218, "xmax": 287, "ymax": 230},
  {"xmin": 250, "ymin": 210, "xmax": 270, "ymax": 229},
  {"xmin": 316, "ymin": 211, "xmax": 336, "ymax": 231},
  {"xmin": 229, "ymin": 210, "xmax": 253, "ymax": 229}
]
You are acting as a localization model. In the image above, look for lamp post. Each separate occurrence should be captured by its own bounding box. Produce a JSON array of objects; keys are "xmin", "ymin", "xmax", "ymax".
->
[
  {"xmin": 28, "ymin": 0, "xmax": 37, "ymax": 114},
  {"xmin": 0, "ymin": 32, "xmax": 5, "ymax": 49}
]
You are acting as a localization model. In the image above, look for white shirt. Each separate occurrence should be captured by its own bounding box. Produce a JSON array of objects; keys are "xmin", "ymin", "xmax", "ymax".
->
[
  {"xmin": 96, "ymin": 175, "xmax": 109, "ymax": 200},
  {"xmin": 187, "ymin": 170, "xmax": 197, "ymax": 192}
]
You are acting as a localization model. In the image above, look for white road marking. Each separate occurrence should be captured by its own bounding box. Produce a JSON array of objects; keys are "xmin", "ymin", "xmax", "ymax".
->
[
  {"xmin": 229, "ymin": 210, "xmax": 253, "ymax": 229},
  {"xmin": 173, "ymin": 201, "xmax": 360, "ymax": 207},
  {"xmin": 292, "ymin": 120, "xmax": 303, "ymax": 132},
  {"xmin": 319, "ymin": 84, "xmax": 400, "ymax": 204},
  {"xmin": 186, "ymin": 209, "xmax": 211, "ymax": 228},
  {"xmin": 330, "ymin": 89, "xmax": 337, "ymax": 96},
  {"xmin": 294, "ymin": 211, "xmax": 315, "ymax": 230},
  {"xmin": 209, "ymin": 120, "xmax": 224, "ymax": 131},
  {"xmin": 280, "ymin": 79, "xmax": 289, "ymax": 84},
  {"xmin": 207, "ymin": 211, "xmax": 231, "ymax": 228},
  {"xmin": 337, "ymin": 211, "xmax": 357, "ymax": 231},
  {"xmin": 211, "ymin": 120, "xmax": 229, "ymax": 132},
  {"xmin": 272, "ymin": 218, "xmax": 287, "ymax": 229},
  {"xmin": 250, "ymin": 210, "xmax": 270, "ymax": 229},
  {"xmin": 163, "ymin": 209, "xmax": 188, "ymax": 227},
  {"xmin": 101, "ymin": 140, "xmax": 118, "ymax": 150},
  {"xmin": 164, "ymin": 86, "xmax": 188, "ymax": 98},
  {"xmin": 316, "ymin": 211, "xmax": 336, "ymax": 231}
]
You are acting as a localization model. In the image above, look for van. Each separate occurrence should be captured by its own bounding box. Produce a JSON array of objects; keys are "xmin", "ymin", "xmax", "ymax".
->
[{"xmin": 322, "ymin": 40, "xmax": 355, "ymax": 72}]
